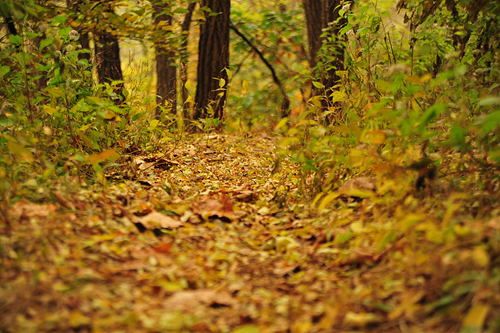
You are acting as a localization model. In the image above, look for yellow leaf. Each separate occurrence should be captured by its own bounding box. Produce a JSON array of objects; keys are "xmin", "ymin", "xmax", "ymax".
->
[
  {"xmin": 69, "ymin": 311, "xmax": 90, "ymax": 328},
  {"xmin": 400, "ymin": 214, "xmax": 425, "ymax": 232},
  {"xmin": 275, "ymin": 118, "xmax": 289, "ymax": 130},
  {"xmin": 311, "ymin": 95, "xmax": 322, "ymax": 108},
  {"xmin": 43, "ymin": 105, "xmax": 59, "ymax": 115},
  {"xmin": 310, "ymin": 193, "xmax": 324, "ymax": 210},
  {"xmin": 7, "ymin": 142, "xmax": 34, "ymax": 163},
  {"xmin": 233, "ymin": 325, "xmax": 260, "ymax": 333},
  {"xmin": 47, "ymin": 87, "xmax": 65, "ymax": 98},
  {"xmin": 350, "ymin": 221, "xmax": 364, "ymax": 233},
  {"xmin": 87, "ymin": 96, "xmax": 106, "ymax": 105},
  {"xmin": 343, "ymin": 312, "xmax": 382, "ymax": 327},
  {"xmin": 462, "ymin": 304, "xmax": 489, "ymax": 330},
  {"xmin": 225, "ymin": 68, "xmax": 232, "ymax": 80},
  {"xmin": 453, "ymin": 224, "xmax": 471, "ymax": 237},
  {"xmin": 291, "ymin": 320, "xmax": 312, "ymax": 333},
  {"xmin": 361, "ymin": 103, "xmax": 377, "ymax": 112},
  {"xmin": 193, "ymin": 9, "xmax": 206, "ymax": 21},
  {"xmin": 86, "ymin": 149, "xmax": 120, "ymax": 165},
  {"xmin": 472, "ymin": 246, "xmax": 489, "ymax": 267},
  {"xmin": 295, "ymin": 120, "xmax": 318, "ymax": 127},
  {"xmin": 318, "ymin": 192, "xmax": 340, "ymax": 212},
  {"xmin": 363, "ymin": 130, "xmax": 386, "ymax": 144}
]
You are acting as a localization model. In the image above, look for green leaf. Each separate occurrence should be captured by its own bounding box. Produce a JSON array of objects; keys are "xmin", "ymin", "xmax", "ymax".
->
[
  {"xmin": 26, "ymin": 32, "xmax": 40, "ymax": 38},
  {"xmin": 78, "ymin": 132, "xmax": 99, "ymax": 150},
  {"xmin": 0, "ymin": 65, "xmax": 10, "ymax": 78},
  {"xmin": 51, "ymin": 15, "xmax": 68, "ymax": 25},
  {"xmin": 173, "ymin": 8, "xmax": 189, "ymax": 13},
  {"xmin": 9, "ymin": 35, "xmax": 22, "ymax": 46},
  {"xmin": 481, "ymin": 111, "xmax": 500, "ymax": 132},
  {"xmin": 58, "ymin": 27, "xmax": 72, "ymax": 41},
  {"xmin": 312, "ymin": 81, "xmax": 325, "ymax": 89},
  {"xmin": 418, "ymin": 103, "xmax": 447, "ymax": 133},
  {"xmin": 477, "ymin": 96, "xmax": 500, "ymax": 106},
  {"xmin": 488, "ymin": 148, "xmax": 500, "ymax": 164},
  {"xmin": 444, "ymin": 124, "xmax": 467, "ymax": 148}
]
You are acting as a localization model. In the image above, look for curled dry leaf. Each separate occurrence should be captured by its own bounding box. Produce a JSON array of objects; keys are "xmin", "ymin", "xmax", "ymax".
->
[
  {"xmin": 338, "ymin": 177, "xmax": 376, "ymax": 193},
  {"xmin": 164, "ymin": 289, "xmax": 234, "ymax": 311},
  {"xmin": 192, "ymin": 194, "xmax": 235, "ymax": 220},
  {"xmin": 137, "ymin": 211, "xmax": 182, "ymax": 229}
]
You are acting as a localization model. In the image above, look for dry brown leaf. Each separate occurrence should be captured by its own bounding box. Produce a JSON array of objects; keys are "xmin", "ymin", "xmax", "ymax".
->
[
  {"xmin": 10, "ymin": 201, "xmax": 57, "ymax": 220},
  {"xmin": 54, "ymin": 191, "xmax": 76, "ymax": 210},
  {"xmin": 137, "ymin": 211, "xmax": 182, "ymax": 229},
  {"xmin": 164, "ymin": 290, "xmax": 234, "ymax": 310},
  {"xmin": 338, "ymin": 177, "xmax": 376, "ymax": 192},
  {"xmin": 192, "ymin": 194, "xmax": 235, "ymax": 220},
  {"xmin": 273, "ymin": 263, "xmax": 298, "ymax": 276}
]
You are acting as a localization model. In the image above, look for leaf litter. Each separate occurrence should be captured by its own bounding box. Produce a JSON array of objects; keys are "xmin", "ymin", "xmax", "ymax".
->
[{"xmin": 1, "ymin": 133, "xmax": 499, "ymax": 333}]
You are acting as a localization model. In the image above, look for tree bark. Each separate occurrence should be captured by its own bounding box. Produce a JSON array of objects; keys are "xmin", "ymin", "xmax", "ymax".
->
[
  {"xmin": 154, "ymin": 2, "xmax": 177, "ymax": 118},
  {"xmin": 193, "ymin": 0, "xmax": 230, "ymax": 121},
  {"xmin": 94, "ymin": 3, "xmax": 124, "ymax": 103},
  {"xmin": 303, "ymin": 0, "xmax": 347, "ymax": 122}
]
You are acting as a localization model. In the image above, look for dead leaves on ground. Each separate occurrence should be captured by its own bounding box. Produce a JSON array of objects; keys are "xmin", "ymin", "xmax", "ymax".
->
[{"xmin": 2, "ymin": 134, "xmax": 500, "ymax": 333}]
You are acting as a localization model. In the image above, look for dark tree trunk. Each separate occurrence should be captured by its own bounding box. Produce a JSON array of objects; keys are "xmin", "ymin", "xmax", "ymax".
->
[
  {"xmin": 94, "ymin": 4, "xmax": 124, "ymax": 103},
  {"xmin": 180, "ymin": 2, "xmax": 197, "ymax": 120},
  {"xmin": 303, "ymin": 0, "xmax": 347, "ymax": 122},
  {"xmin": 154, "ymin": 2, "xmax": 177, "ymax": 118},
  {"xmin": 303, "ymin": 0, "xmax": 324, "ymax": 70},
  {"xmin": 2, "ymin": 10, "xmax": 18, "ymax": 37},
  {"xmin": 194, "ymin": 0, "xmax": 230, "ymax": 121}
]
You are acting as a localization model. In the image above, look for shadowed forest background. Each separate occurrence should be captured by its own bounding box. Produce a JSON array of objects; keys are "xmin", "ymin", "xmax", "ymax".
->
[{"xmin": 1, "ymin": 0, "xmax": 500, "ymax": 332}]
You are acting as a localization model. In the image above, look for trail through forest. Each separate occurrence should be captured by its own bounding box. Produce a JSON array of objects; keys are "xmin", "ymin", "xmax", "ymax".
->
[{"xmin": 2, "ymin": 133, "xmax": 497, "ymax": 333}]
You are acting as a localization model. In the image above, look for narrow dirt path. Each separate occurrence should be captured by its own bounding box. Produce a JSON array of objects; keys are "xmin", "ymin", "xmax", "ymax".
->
[{"xmin": 1, "ymin": 134, "xmax": 492, "ymax": 333}]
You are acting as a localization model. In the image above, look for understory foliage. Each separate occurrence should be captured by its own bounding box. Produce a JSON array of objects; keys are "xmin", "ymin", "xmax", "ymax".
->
[{"xmin": 1, "ymin": 0, "xmax": 500, "ymax": 332}]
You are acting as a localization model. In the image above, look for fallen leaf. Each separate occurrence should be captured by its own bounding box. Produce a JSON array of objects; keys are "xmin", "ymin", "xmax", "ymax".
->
[
  {"xmin": 138, "ymin": 211, "xmax": 182, "ymax": 229},
  {"xmin": 69, "ymin": 311, "xmax": 90, "ymax": 328},
  {"xmin": 164, "ymin": 290, "xmax": 234, "ymax": 310},
  {"xmin": 192, "ymin": 194, "xmax": 235, "ymax": 220},
  {"xmin": 462, "ymin": 304, "xmax": 489, "ymax": 330},
  {"xmin": 343, "ymin": 311, "xmax": 383, "ymax": 327}
]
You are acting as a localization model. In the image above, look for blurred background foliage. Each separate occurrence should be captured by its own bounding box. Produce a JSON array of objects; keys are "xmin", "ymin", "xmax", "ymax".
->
[{"xmin": 0, "ymin": 0, "xmax": 499, "ymax": 199}]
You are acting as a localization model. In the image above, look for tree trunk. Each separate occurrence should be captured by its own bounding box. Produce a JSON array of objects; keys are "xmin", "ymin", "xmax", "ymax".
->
[
  {"xmin": 303, "ymin": 0, "xmax": 347, "ymax": 122},
  {"xmin": 154, "ymin": 2, "xmax": 177, "ymax": 118},
  {"xmin": 193, "ymin": 0, "xmax": 230, "ymax": 121},
  {"xmin": 94, "ymin": 4, "xmax": 124, "ymax": 103}
]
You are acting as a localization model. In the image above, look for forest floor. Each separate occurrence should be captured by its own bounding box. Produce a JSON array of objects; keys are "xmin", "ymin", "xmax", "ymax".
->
[{"xmin": 1, "ymin": 133, "xmax": 499, "ymax": 333}]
